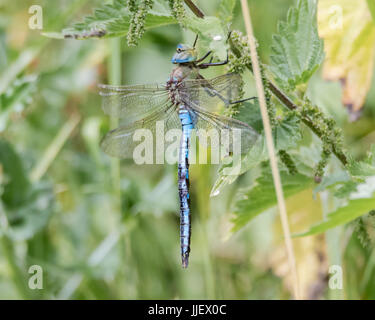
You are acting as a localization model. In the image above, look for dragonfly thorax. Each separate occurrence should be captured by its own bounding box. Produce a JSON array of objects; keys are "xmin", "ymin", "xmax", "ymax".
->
[
  {"xmin": 167, "ymin": 65, "xmax": 198, "ymax": 106},
  {"xmin": 170, "ymin": 64, "xmax": 197, "ymax": 81}
]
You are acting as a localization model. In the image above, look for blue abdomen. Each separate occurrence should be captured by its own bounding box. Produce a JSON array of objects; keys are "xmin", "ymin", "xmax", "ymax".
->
[{"xmin": 178, "ymin": 106, "xmax": 194, "ymax": 268}]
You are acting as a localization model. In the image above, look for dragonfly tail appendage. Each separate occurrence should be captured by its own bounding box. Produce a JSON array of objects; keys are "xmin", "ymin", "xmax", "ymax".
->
[{"xmin": 182, "ymin": 252, "xmax": 189, "ymax": 269}]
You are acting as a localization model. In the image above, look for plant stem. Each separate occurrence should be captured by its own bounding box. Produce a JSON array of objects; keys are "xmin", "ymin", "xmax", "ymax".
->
[
  {"xmin": 240, "ymin": 0, "xmax": 301, "ymax": 300},
  {"xmin": 184, "ymin": 0, "xmax": 204, "ymax": 18},
  {"xmin": 108, "ymin": 37, "xmax": 129, "ymax": 296},
  {"xmin": 30, "ymin": 114, "xmax": 81, "ymax": 182}
]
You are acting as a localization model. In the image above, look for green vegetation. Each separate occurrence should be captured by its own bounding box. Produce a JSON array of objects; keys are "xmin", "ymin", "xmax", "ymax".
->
[{"xmin": 1, "ymin": 0, "xmax": 375, "ymax": 299}]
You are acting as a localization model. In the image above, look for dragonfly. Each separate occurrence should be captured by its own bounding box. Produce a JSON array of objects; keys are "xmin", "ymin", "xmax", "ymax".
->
[{"xmin": 99, "ymin": 38, "xmax": 259, "ymax": 268}]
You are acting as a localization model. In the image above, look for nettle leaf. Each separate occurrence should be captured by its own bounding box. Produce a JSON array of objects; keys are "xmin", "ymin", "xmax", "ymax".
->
[
  {"xmin": 334, "ymin": 180, "xmax": 360, "ymax": 199},
  {"xmin": 349, "ymin": 162, "xmax": 375, "ymax": 177},
  {"xmin": 313, "ymin": 168, "xmax": 360, "ymax": 199},
  {"xmin": 218, "ymin": 0, "xmax": 237, "ymax": 24},
  {"xmin": 314, "ymin": 146, "xmax": 375, "ymax": 199},
  {"xmin": 349, "ymin": 176, "xmax": 375, "ymax": 200},
  {"xmin": 348, "ymin": 145, "xmax": 375, "ymax": 177},
  {"xmin": 43, "ymin": 0, "xmax": 176, "ymax": 40},
  {"xmin": 295, "ymin": 145, "xmax": 375, "ymax": 236},
  {"xmin": 232, "ymin": 167, "xmax": 313, "ymax": 232},
  {"xmin": 234, "ymin": 101, "xmax": 264, "ymax": 133},
  {"xmin": 295, "ymin": 196, "xmax": 375, "ymax": 237},
  {"xmin": 184, "ymin": 16, "xmax": 228, "ymax": 60},
  {"xmin": 314, "ymin": 169, "xmax": 351, "ymax": 192},
  {"xmin": 273, "ymin": 113, "xmax": 302, "ymax": 150},
  {"xmin": 210, "ymin": 169, "xmax": 241, "ymax": 197},
  {"xmin": 270, "ymin": 0, "xmax": 324, "ymax": 89}
]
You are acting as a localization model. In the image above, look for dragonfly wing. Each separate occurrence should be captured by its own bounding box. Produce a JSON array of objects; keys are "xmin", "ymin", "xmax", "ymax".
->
[
  {"xmin": 179, "ymin": 73, "xmax": 243, "ymax": 113},
  {"xmin": 98, "ymin": 83, "xmax": 170, "ymax": 124},
  {"xmin": 101, "ymin": 104, "xmax": 181, "ymax": 159},
  {"xmin": 188, "ymin": 103, "xmax": 259, "ymax": 156}
]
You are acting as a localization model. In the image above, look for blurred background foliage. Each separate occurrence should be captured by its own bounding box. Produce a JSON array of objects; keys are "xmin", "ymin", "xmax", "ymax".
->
[{"xmin": 0, "ymin": 0, "xmax": 374, "ymax": 300}]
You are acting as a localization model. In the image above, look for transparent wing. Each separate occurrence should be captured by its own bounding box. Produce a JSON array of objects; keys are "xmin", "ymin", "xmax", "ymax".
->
[
  {"xmin": 98, "ymin": 83, "xmax": 170, "ymax": 124},
  {"xmin": 179, "ymin": 73, "xmax": 242, "ymax": 113},
  {"xmin": 188, "ymin": 102, "xmax": 259, "ymax": 155},
  {"xmin": 101, "ymin": 104, "xmax": 181, "ymax": 159}
]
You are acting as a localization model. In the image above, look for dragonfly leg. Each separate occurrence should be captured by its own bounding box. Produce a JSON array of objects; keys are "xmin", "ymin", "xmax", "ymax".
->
[
  {"xmin": 195, "ymin": 51, "xmax": 212, "ymax": 63},
  {"xmin": 197, "ymin": 52, "xmax": 229, "ymax": 69},
  {"xmin": 226, "ymin": 30, "xmax": 232, "ymax": 42},
  {"xmin": 229, "ymin": 96, "xmax": 257, "ymax": 104}
]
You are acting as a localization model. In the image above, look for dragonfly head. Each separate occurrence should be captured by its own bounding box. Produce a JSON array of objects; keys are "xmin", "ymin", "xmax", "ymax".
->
[{"xmin": 171, "ymin": 44, "xmax": 197, "ymax": 64}]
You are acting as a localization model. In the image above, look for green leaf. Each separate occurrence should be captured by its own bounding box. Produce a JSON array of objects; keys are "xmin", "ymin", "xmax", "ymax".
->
[
  {"xmin": 313, "ymin": 169, "xmax": 361, "ymax": 199},
  {"xmin": 218, "ymin": 0, "xmax": 237, "ymax": 24},
  {"xmin": 347, "ymin": 145, "xmax": 375, "ymax": 177},
  {"xmin": 43, "ymin": 0, "xmax": 176, "ymax": 40},
  {"xmin": 210, "ymin": 169, "xmax": 241, "ymax": 197},
  {"xmin": 270, "ymin": 0, "xmax": 324, "ymax": 89},
  {"xmin": 4, "ymin": 182, "xmax": 55, "ymax": 241},
  {"xmin": 273, "ymin": 113, "xmax": 302, "ymax": 150},
  {"xmin": 0, "ymin": 139, "xmax": 30, "ymax": 208},
  {"xmin": 231, "ymin": 168, "xmax": 313, "ymax": 232},
  {"xmin": 184, "ymin": 16, "xmax": 228, "ymax": 59},
  {"xmin": 348, "ymin": 161, "xmax": 375, "ymax": 177},
  {"xmin": 234, "ymin": 101, "xmax": 264, "ymax": 133},
  {"xmin": 314, "ymin": 150, "xmax": 375, "ymax": 199},
  {"xmin": 334, "ymin": 180, "xmax": 360, "ymax": 199},
  {"xmin": 314, "ymin": 170, "xmax": 351, "ymax": 192},
  {"xmin": 236, "ymin": 101, "xmax": 302, "ymax": 150},
  {"xmin": 0, "ymin": 140, "xmax": 56, "ymax": 240},
  {"xmin": 294, "ymin": 197, "xmax": 375, "ymax": 237}
]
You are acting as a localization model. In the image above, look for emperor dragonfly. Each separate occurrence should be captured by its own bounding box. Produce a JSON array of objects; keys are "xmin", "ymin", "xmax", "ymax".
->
[{"xmin": 99, "ymin": 41, "xmax": 258, "ymax": 268}]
